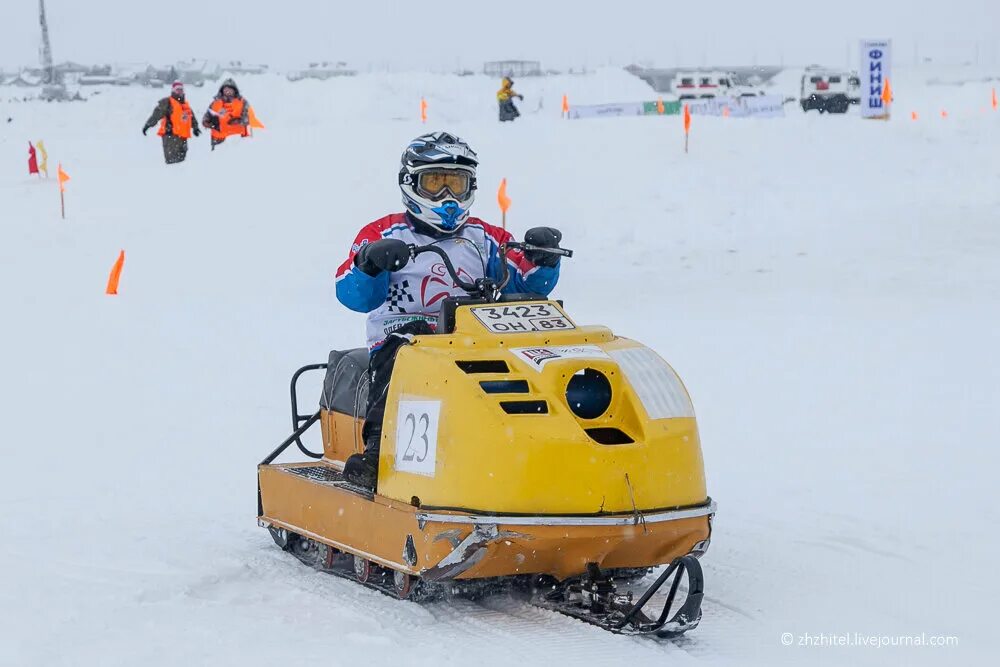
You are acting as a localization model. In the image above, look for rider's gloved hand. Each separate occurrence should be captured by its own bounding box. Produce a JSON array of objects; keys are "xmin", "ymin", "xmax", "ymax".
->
[
  {"xmin": 355, "ymin": 238, "xmax": 411, "ymax": 276},
  {"xmin": 523, "ymin": 227, "xmax": 563, "ymax": 267}
]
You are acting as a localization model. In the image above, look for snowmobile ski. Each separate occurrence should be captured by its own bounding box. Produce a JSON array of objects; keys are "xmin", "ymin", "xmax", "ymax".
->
[{"xmin": 531, "ymin": 556, "xmax": 704, "ymax": 638}]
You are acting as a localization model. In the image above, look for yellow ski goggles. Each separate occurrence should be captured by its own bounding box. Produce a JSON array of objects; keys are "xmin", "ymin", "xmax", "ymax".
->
[{"xmin": 416, "ymin": 169, "xmax": 472, "ymax": 201}]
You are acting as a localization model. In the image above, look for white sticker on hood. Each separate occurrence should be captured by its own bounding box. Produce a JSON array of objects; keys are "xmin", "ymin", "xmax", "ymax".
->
[{"xmin": 511, "ymin": 345, "xmax": 610, "ymax": 371}]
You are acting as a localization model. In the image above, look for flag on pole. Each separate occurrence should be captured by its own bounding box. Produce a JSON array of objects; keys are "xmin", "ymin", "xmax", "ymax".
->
[
  {"xmin": 497, "ymin": 178, "xmax": 511, "ymax": 229},
  {"xmin": 58, "ymin": 163, "xmax": 70, "ymax": 192},
  {"xmin": 561, "ymin": 94, "xmax": 569, "ymax": 117},
  {"xmin": 656, "ymin": 98, "xmax": 665, "ymax": 115},
  {"xmin": 36, "ymin": 140, "xmax": 48, "ymax": 176},
  {"xmin": 497, "ymin": 178, "xmax": 511, "ymax": 213},
  {"xmin": 106, "ymin": 250, "xmax": 125, "ymax": 295},
  {"xmin": 683, "ymin": 104, "xmax": 691, "ymax": 154},
  {"xmin": 911, "ymin": 111, "xmax": 918, "ymax": 121},
  {"xmin": 420, "ymin": 98, "xmax": 428, "ymax": 123},
  {"xmin": 28, "ymin": 142, "xmax": 39, "ymax": 175},
  {"xmin": 993, "ymin": 87, "xmax": 998, "ymax": 111}
]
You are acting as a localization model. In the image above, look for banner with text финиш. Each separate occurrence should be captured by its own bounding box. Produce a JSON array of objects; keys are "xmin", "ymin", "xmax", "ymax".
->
[{"xmin": 860, "ymin": 39, "xmax": 892, "ymax": 119}]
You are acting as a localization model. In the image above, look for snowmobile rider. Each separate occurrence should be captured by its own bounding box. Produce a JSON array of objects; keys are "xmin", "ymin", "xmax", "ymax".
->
[
  {"xmin": 497, "ymin": 77, "xmax": 523, "ymax": 122},
  {"xmin": 142, "ymin": 81, "xmax": 200, "ymax": 164},
  {"xmin": 335, "ymin": 131, "xmax": 564, "ymax": 489},
  {"xmin": 201, "ymin": 78, "xmax": 249, "ymax": 150}
]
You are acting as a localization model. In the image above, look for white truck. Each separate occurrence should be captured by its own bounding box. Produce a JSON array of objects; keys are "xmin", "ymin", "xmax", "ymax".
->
[
  {"xmin": 671, "ymin": 71, "xmax": 762, "ymax": 100},
  {"xmin": 799, "ymin": 67, "xmax": 861, "ymax": 114}
]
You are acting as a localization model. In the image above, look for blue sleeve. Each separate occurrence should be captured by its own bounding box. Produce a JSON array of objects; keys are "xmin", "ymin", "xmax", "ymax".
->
[
  {"xmin": 336, "ymin": 266, "xmax": 390, "ymax": 313},
  {"xmin": 487, "ymin": 248, "xmax": 561, "ymax": 297}
]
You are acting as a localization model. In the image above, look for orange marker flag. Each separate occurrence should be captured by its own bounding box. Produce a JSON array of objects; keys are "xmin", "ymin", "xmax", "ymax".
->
[
  {"xmin": 420, "ymin": 97, "xmax": 428, "ymax": 123},
  {"xmin": 911, "ymin": 111, "xmax": 918, "ymax": 121},
  {"xmin": 57, "ymin": 163, "xmax": 70, "ymax": 219},
  {"xmin": 722, "ymin": 105, "xmax": 730, "ymax": 118},
  {"xmin": 941, "ymin": 109, "xmax": 948, "ymax": 119},
  {"xmin": 683, "ymin": 104, "xmax": 691, "ymax": 154},
  {"xmin": 561, "ymin": 94, "xmax": 569, "ymax": 117},
  {"xmin": 992, "ymin": 87, "xmax": 997, "ymax": 110},
  {"xmin": 656, "ymin": 98, "xmax": 665, "ymax": 115},
  {"xmin": 57, "ymin": 163, "xmax": 70, "ymax": 192},
  {"xmin": 497, "ymin": 178, "xmax": 511, "ymax": 229},
  {"xmin": 106, "ymin": 250, "xmax": 125, "ymax": 295},
  {"xmin": 881, "ymin": 78, "xmax": 893, "ymax": 106},
  {"xmin": 248, "ymin": 106, "xmax": 265, "ymax": 129}
]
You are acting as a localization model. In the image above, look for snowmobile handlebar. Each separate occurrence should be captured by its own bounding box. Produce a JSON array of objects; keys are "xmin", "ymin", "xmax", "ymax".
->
[{"xmin": 409, "ymin": 241, "xmax": 573, "ymax": 300}]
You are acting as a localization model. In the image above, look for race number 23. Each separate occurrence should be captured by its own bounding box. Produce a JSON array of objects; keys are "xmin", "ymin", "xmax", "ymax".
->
[{"xmin": 394, "ymin": 400, "xmax": 440, "ymax": 477}]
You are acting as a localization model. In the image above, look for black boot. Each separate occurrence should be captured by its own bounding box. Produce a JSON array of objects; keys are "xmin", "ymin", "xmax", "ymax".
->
[{"xmin": 343, "ymin": 432, "xmax": 380, "ymax": 490}]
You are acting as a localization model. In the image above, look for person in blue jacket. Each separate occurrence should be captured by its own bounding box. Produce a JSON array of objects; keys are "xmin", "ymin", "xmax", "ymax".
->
[{"xmin": 335, "ymin": 131, "xmax": 564, "ymax": 489}]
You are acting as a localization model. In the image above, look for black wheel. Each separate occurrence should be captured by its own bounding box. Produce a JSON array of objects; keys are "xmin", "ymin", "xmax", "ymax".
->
[
  {"xmin": 354, "ymin": 555, "xmax": 373, "ymax": 583},
  {"xmin": 393, "ymin": 570, "xmax": 415, "ymax": 598}
]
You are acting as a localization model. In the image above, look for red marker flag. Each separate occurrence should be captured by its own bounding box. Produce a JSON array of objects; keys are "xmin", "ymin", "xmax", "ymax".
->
[{"xmin": 28, "ymin": 142, "xmax": 39, "ymax": 175}]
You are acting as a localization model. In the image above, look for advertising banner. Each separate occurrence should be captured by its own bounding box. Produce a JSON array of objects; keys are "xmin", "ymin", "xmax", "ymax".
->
[
  {"xmin": 568, "ymin": 102, "xmax": 645, "ymax": 119},
  {"xmin": 860, "ymin": 39, "xmax": 892, "ymax": 119}
]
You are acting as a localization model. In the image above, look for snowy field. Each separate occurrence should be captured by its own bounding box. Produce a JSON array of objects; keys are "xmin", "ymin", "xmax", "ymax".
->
[{"xmin": 1, "ymin": 66, "xmax": 998, "ymax": 666}]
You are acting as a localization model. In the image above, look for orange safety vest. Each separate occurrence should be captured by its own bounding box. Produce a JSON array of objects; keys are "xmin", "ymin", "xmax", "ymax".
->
[
  {"xmin": 208, "ymin": 98, "xmax": 248, "ymax": 141},
  {"xmin": 158, "ymin": 97, "xmax": 194, "ymax": 139}
]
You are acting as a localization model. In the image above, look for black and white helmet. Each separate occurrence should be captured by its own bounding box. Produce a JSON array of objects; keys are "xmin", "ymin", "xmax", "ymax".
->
[{"xmin": 399, "ymin": 131, "xmax": 478, "ymax": 232}]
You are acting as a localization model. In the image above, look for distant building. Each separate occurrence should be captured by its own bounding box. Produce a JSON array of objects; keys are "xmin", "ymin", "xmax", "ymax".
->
[
  {"xmin": 483, "ymin": 60, "xmax": 542, "ymax": 78},
  {"xmin": 287, "ymin": 62, "xmax": 356, "ymax": 82},
  {"xmin": 222, "ymin": 61, "xmax": 269, "ymax": 75}
]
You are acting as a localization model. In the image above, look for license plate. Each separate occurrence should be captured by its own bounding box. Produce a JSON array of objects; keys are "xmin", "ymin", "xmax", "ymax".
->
[{"xmin": 470, "ymin": 303, "xmax": 575, "ymax": 334}]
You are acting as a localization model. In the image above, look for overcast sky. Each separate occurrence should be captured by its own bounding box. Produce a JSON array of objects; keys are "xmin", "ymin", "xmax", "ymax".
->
[{"xmin": 3, "ymin": 0, "xmax": 998, "ymax": 71}]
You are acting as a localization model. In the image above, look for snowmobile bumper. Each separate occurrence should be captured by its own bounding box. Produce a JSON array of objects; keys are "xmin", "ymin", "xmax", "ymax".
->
[{"xmin": 259, "ymin": 461, "xmax": 713, "ymax": 581}]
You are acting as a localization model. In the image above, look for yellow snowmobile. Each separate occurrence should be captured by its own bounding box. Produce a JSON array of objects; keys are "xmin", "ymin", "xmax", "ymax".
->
[{"xmin": 257, "ymin": 241, "xmax": 715, "ymax": 638}]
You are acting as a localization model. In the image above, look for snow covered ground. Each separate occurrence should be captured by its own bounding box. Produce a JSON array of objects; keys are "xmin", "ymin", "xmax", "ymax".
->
[{"xmin": 1, "ymin": 67, "xmax": 998, "ymax": 666}]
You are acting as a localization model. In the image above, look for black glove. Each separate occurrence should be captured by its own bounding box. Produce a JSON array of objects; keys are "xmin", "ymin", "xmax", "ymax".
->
[
  {"xmin": 142, "ymin": 126, "xmax": 149, "ymax": 136},
  {"xmin": 355, "ymin": 239, "xmax": 411, "ymax": 276},
  {"xmin": 192, "ymin": 127, "xmax": 201, "ymax": 137},
  {"xmin": 523, "ymin": 227, "xmax": 563, "ymax": 267}
]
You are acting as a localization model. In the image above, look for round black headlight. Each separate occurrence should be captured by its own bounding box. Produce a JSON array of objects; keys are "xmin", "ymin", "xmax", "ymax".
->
[{"xmin": 566, "ymin": 368, "xmax": 612, "ymax": 420}]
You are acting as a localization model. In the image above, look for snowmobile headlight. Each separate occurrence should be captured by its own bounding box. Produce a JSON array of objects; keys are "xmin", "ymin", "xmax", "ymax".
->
[{"xmin": 566, "ymin": 368, "xmax": 612, "ymax": 420}]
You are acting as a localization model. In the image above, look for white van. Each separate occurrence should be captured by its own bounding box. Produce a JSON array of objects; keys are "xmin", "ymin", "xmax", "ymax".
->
[
  {"xmin": 800, "ymin": 68, "xmax": 861, "ymax": 113},
  {"xmin": 672, "ymin": 71, "xmax": 762, "ymax": 100}
]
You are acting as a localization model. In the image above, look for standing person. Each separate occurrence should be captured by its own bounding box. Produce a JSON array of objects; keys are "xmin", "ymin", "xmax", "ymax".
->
[
  {"xmin": 202, "ymin": 78, "xmax": 250, "ymax": 150},
  {"xmin": 497, "ymin": 77, "xmax": 523, "ymax": 122},
  {"xmin": 142, "ymin": 81, "xmax": 200, "ymax": 164},
  {"xmin": 335, "ymin": 131, "xmax": 564, "ymax": 489}
]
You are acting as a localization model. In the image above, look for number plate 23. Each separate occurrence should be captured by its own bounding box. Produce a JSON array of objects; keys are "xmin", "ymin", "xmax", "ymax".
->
[{"xmin": 394, "ymin": 400, "xmax": 440, "ymax": 477}]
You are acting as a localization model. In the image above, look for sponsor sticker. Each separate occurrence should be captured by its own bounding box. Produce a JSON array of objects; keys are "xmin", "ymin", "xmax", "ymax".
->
[{"xmin": 511, "ymin": 345, "xmax": 609, "ymax": 371}]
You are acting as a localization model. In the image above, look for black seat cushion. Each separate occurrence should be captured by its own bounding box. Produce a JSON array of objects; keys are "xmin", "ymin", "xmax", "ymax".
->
[{"xmin": 320, "ymin": 348, "xmax": 370, "ymax": 416}]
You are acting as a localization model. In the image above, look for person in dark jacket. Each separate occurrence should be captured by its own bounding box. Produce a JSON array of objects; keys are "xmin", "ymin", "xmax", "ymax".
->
[
  {"xmin": 202, "ymin": 78, "xmax": 250, "ymax": 150},
  {"xmin": 142, "ymin": 81, "xmax": 200, "ymax": 164}
]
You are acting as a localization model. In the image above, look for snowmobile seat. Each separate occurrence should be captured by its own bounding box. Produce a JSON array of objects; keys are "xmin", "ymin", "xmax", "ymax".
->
[{"xmin": 320, "ymin": 348, "xmax": 369, "ymax": 417}]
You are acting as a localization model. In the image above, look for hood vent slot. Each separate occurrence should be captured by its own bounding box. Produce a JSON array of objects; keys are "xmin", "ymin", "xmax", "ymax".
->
[
  {"xmin": 585, "ymin": 427, "xmax": 634, "ymax": 445},
  {"xmin": 480, "ymin": 380, "xmax": 529, "ymax": 394},
  {"xmin": 457, "ymin": 360, "xmax": 509, "ymax": 374},
  {"xmin": 500, "ymin": 400, "xmax": 548, "ymax": 414}
]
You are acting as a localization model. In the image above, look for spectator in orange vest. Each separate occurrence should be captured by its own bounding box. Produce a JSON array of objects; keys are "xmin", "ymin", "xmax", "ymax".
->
[
  {"xmin": 201, "ymin": 78, "xmax": 250, "ymax": 150},
  {"xmin": 142, "ymin": 81, "xmax": 200, "ymax": 164}
]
